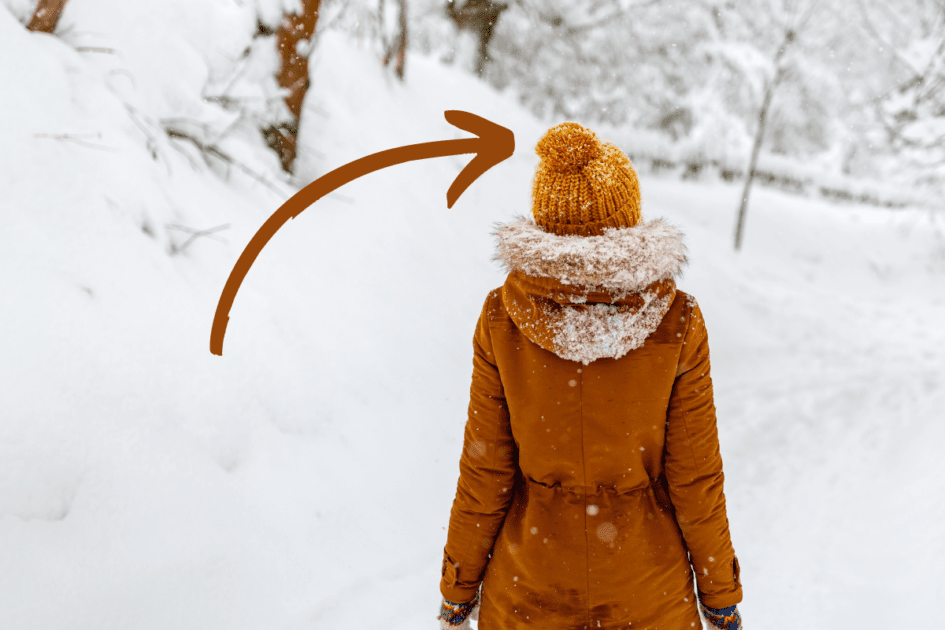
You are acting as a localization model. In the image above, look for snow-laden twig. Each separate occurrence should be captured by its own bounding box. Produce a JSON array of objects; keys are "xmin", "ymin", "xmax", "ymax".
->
[
  {"xmin": 166, "ymin": 223, "xmax": 230, "ymax": 255},
  {"xmin": 34, "ymin": 133, "xmax": 117, "ymax": 151},
  {"xmin": 125, "ymin": 104, "xmax": 172, "ymax": 174},
  {"xmin": 75, "ymin": 46, "xmax": 116, "ymax": 54},
  {"xmin": 163, "ymin": 127, "xmax": 286, "ymax": 197}
]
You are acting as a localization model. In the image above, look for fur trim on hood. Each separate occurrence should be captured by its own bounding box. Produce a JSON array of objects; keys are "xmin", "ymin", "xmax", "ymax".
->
[
  {"xmin": 494, "ymin": 216, "xmax": 687, "ymax": 292},
  {"xmin": 493, "ymin": 217, "xmax": 687, "ymax": 364}
]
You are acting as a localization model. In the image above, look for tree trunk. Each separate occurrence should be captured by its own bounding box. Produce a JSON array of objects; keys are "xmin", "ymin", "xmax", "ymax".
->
[
  {"xmin": 474, "ymin": 22, "xmax": 490, "ymax": 77},
  {"xmin": 446, "ymin": 1, "xmax": 508, "ymax": 77},
  {"xmin": 382, "ymin": 0, "xmax": 408, "ymax": 81},
  {"xmin": 733, "ymin": 79, "xmax": 777, "ymax": 251},
  {"xmin": 733, "ymin": 30, "xmax": 793, "ymax": 251},
  {"xmin": 27, "ymin": 0, "xmax": 69, "ymax": 33},
  {"xmin": 271, "ymin": 0, "xmax": 321, "ymax": 174}
]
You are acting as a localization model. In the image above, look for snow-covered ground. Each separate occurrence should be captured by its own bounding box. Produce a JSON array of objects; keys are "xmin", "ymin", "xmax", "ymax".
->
[{"xmin": 2, "ymin": 3, "xmax": 944, "ymax": 629}]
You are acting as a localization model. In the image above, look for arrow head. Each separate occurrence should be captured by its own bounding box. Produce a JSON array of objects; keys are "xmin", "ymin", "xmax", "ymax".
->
[{"xmin": 443, "ymin": 111, "xmax": 515, "ymax": 208}]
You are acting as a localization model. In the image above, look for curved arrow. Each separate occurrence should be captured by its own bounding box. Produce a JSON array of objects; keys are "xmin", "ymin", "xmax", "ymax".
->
[{"xmin": 210, "ymin": 110, "xmax": 515, "ymax": 356}]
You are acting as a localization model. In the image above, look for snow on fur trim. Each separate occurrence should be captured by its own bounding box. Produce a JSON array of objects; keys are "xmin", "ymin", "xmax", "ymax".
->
[{"xmin": 494, "ymin": 217, "xmax": 687, "ymax": 291}]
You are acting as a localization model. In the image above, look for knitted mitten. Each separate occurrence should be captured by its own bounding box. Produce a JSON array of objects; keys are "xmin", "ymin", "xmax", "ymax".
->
[
  {"xmin": 438, "ymin": 592, "xmax": 480, "ymax": 630},
  {"xmin": 700, "ymin": 603, "xmax": 742, "ymax": 630}
]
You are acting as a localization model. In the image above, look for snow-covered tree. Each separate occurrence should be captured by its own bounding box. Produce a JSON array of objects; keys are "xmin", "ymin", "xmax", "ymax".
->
[
  {"xmin": 856, "ymin": 0, "xmax": 945, "ymax": 184},
  {"xmin": 381, "ymin": 0, "xmax": 409, "ymax": 80},
  {"xmin": 411, "ymin": 0, "xmax": 942, "ymax": 205}
]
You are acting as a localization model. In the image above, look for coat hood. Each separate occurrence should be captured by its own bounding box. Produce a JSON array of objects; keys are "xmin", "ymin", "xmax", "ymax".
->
[{"xmin": 493, "ymin": 217, "xmax": 687, "ymax": 364}]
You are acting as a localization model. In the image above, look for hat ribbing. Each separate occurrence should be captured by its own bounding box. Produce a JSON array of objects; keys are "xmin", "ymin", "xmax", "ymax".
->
[{"xmin": 531, "ymin": 122, "xmax": 642, "ymax": 236}]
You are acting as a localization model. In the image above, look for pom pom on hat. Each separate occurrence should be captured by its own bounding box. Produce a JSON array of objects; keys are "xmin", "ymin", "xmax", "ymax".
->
[
  {"xmin": 535, "ymin": 123, "xmax": 602, "ymax": 173},
  {"xmin": 531, "ymin": 122, "xmax": 642, "ymax": 236}
]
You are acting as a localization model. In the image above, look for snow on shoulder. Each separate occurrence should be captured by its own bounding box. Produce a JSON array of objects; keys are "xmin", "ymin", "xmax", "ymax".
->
[{"xmin": 493, "ymin": 216, "xmax": 687, "ymax": 291}]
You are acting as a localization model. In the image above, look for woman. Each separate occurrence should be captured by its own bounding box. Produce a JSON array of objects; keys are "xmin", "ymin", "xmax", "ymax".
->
[{"xmin": 437, "ymin": 123, "xmax": 743, "ymax": 630}]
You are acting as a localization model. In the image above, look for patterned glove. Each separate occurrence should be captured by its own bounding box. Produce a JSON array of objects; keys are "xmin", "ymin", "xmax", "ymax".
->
[
  {"xmin": 438, "ymin": 592, "xmax": 480, "ymax": 630},
  {"xmin": 700, "ymin": 602, "xmax": 742, "ymax": 630}
]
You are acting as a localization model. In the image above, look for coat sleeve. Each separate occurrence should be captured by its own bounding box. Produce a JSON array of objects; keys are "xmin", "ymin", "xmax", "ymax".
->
[
  {"xmin": 440, "ymin": 295, "xmax": 517, "ymax": 603},
  {"xmin": 664, "ymin": 299, "xmax": 743, "ymax": 609}
]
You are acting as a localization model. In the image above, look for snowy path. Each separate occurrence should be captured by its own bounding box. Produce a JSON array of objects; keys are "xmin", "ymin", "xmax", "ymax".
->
[{"xmin": 645, "ymin": 179, "xmax": 945, "ymax": 628}]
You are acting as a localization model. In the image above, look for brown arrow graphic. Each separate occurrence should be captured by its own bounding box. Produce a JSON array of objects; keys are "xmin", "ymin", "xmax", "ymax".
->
[{"xmin": 209, "ymin": 110, "xmax": 515, "ymax": 356}]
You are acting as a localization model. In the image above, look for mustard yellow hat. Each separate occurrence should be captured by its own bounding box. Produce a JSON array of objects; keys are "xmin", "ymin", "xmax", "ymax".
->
[{"xmin": 531, "ymin": 122, "xmax": 642, "ymax": 236}]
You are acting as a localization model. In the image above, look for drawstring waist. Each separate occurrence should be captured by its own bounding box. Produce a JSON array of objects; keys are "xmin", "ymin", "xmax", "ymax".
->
[{"xmin": 524, "ymin": 476, "xmax": 657, "ymax": 497}]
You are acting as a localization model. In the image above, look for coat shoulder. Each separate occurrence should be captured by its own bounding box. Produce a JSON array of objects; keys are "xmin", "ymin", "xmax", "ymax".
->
[
  {"xmin": 480, "ymin": 286, "xmax": 512, "ymax": 324},
  {"xmin": 647, "ymin": 288, "xmax": 697, "ymax": 344},
  {"xmin": 673, "ymin": 289, "xmax": 699, "ymax": 315}
]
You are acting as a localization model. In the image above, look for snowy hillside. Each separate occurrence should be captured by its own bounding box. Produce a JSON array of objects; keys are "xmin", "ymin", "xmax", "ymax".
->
[{"xmin": 2, "ymin": 3, "xmax": 944, "ymax": 629}]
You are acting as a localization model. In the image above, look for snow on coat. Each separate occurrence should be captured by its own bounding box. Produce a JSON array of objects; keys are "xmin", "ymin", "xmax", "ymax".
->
[{"xmin": 440, "ymin": 218, "xmax": 742, "ymax": 629}]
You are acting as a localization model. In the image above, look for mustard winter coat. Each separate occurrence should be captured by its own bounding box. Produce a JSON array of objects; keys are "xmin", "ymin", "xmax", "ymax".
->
[{"xmin": 440, "ymin": 218, "xmax": 742, "ymax": 629}]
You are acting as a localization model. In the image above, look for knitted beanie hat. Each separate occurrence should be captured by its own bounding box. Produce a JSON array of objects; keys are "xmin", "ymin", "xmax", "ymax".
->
[{"xmin": 531, "ymin": 122, "xmax": 642, "ymax": 237}]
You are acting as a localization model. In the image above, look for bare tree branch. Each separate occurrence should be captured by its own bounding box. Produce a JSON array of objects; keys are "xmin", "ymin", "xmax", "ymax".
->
[
  {"xmin": 854, "ymin": 0, "xmax": 923, "ymax": 78},
  {"xmin": 74, "ymin": 46, "xmax": 116, "ymax": 54},
  {"xmin": 34, "ymin": 133, "xmax": 116, "ymax": 151},
  {"xmin": 164, "ymin": 127, "xmax": 287, "ymax": 197},
  {"xmin": 166, "ymin": 223, "xmax": 230, "ymax": 256}
]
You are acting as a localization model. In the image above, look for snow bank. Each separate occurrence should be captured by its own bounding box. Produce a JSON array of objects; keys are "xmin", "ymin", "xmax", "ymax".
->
[{"xmin": 2, "ymin": 3, "xmax": 943, "ymax": 629}]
